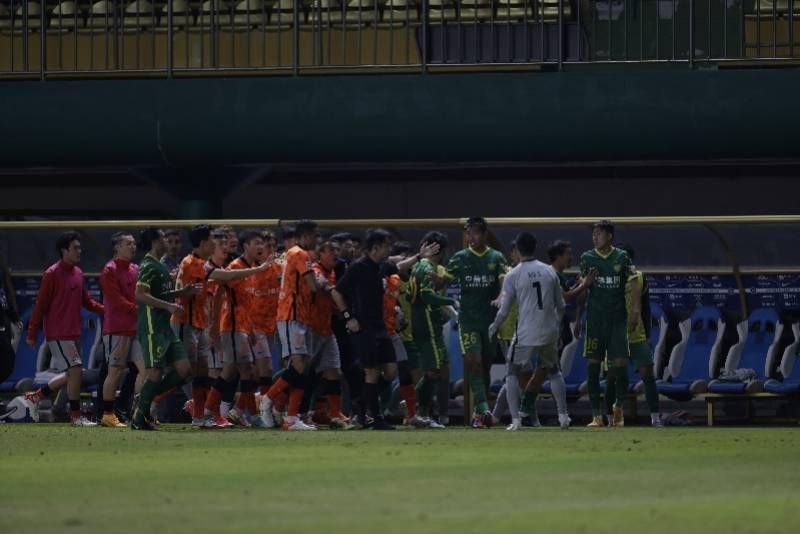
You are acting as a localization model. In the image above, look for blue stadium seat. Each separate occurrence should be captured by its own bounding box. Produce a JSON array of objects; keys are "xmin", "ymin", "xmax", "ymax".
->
[
  {"xmin": 1, "ymin": 307, "xmax": 39, "ymax": 392},
  {"xmin": 657, "ymin": 306, "xmax": 722, "ymax": 399},
  {"xmin": 765, "ymin": 322, "xmax": 800, "ymax": 394},
  {"xmin": 708, "ymin": 308, "xmax": 779, "ymax": 394}
]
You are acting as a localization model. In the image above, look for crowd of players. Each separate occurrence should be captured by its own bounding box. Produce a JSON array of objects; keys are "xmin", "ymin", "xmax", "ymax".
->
[{"xmin": 21, "ymin": 217, "xmax": 664, "ymax": 431}]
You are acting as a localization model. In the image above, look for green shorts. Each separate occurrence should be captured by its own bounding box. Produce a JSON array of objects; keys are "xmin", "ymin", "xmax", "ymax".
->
[
  {"xmin": 629, "ymin": 341, "xmax": 654, "ymax": 369},
  {"xmin": 583, "ymin": 319, "xmax": 629, "ymax": 360},
  {"xmin": 459, "ymin": 327, "xmax": 496, "ymax": 360},
  {"xmin": 414, "ymin": 333, "xmax": 448, "ymax": 370},
  {"xmin": 403, "ymin": 339, "xmax": 421, "ymax": 370},
  {"xmin": 140, "ymin": 331, "xmax": 188, "ymax": 369}
]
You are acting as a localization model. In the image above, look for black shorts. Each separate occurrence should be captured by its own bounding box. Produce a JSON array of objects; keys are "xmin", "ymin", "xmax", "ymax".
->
[{"xmin": 350, "ymin": 329, "xmax": 396, "ymax": 369}]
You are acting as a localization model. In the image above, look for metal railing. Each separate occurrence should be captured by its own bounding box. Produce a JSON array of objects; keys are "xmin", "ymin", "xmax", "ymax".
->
[{"xmin": 1, "ymin": 0, "xmax": 798, "ymax": 79}]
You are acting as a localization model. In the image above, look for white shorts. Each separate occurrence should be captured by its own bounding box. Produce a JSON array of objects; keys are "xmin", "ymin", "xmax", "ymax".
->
[
  {"xmin": 390, "ymin": 334, "xmax": 408, "ymax": 363},
  {"xmin": 278, "ymin": 320, "xmax": 314, "ymax": 358},
  {"xmin": 221, "ymin": 331, "xmax": 254, "ymax": 364},
  {"xmin": 312, "ymin": 334, "xmax": 340, "ymax": 373},
  {"xmin": 47, "ymin": 340, "xmax": 82, "ymax": 371},
  {"xmin": 102, "ymin": 334, "xmax": 143, "ymax": 367},
  {"xmin": 508, "ymin": 341, "xmax": 559, "ymax": 370},
  {"xmin": 171, "ymin": 323, "xmax": 211, "ymax": 363},
  {"xmin": 252, "ymin": 331, "xmax": 275, "ymax": 360}
]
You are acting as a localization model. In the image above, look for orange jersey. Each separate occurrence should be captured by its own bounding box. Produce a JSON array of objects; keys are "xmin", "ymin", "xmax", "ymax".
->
[
  {"xmin": 309, "ymin": 263, "xmax": 336, "ymax": 336},
  {"xmin": 171, "ymin": 254, "xmax": 215, "ymax": 329},
  {"xmin": 277, "ymin": 246, "xmax": 315, "ymax": 325},
  {"xmin": 219, "ymin": 256, "xmax": 257, "ymax": 334},
  {"xmin": 250, "ymin": 261, "xmax": 281, "ymax": 335},
  {"xmin": 383, "ymin": 274, "xmax": 401, "ymax": 335}
]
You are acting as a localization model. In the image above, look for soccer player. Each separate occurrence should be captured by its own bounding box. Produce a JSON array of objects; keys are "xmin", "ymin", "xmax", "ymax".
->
[
  {"xmin": 26, "ymin": 231, "xmax": 105, "ymax": 426},
  {"xmin": 281, "ymin": 225, "xmax": 297, "ymax": 254},
  {"xmin": 161, "ymin": 229, "xmax": 183, "ymax": 275},
  {"xmin": 251, "ymin": 230, "xmax": 281, "ymax": 423},
  {"xmin": 262, "ymin": 220, "xmax": 323, "ymax": 431},
  {"xmin": 0, "ymin": 255, "xmax": 21, "ymax": 387},
  {"xmin": 606, "ymin": 243, "xmax": 662, "ymax": 427},
  {"xmin": 308, "ymin": 241, "xmax": 354, "ymax": 429},
  {"xmin": 193, "ymin": 229, "xmax": 272, "ymax": 427},
  {"xmin": 489, "ymin": 232, "xmax": 570, "ymax": 431},
  {"xmin": 547, "ymin": 240, "xmax": 596, "ymax": 303},
  {"xmin": 444, "ymin": 217, "xmax": 508, "ymax": 428},
  {"xmin": 98, "ymin": 232, "xmax": 145, "ymax": 428},
  {"xmin": 574, "ymin": 221, "xmax": 637, "ymax": 428},
  {"xmin": 131, "ymin": 228, "xmax": 197, "ymax": 431},
  {"xmin": 332, "ymin": 229, "xmax": 438, "ymax": 429},
  {"xmin": 409, "ymin": 231, "xmax": 457, "ymax": 429}
]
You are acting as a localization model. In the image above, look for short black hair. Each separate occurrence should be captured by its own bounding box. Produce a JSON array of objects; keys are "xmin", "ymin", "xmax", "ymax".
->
[
  {"xmin": 139, "ymin": 227, "xmax": 163, "ymax": 252},
  {"xmin": 391, "ymin": 241, "xmax": 412, "ymax": 257},
  {"xmin": 547, "ymin": 240, "xmax": 572, "ymax": 263},
  {"xmin": 111, "ymin": 231, "xmax": 133, "ymax": 252},
  {"xmin": 592, "ymin": 219, "xmax": 615, "ymax": 236},
  {"xmin": 420, "ymin": 231, "xmax": 448, "ymax": 252},
  {"xmin": 211, "ymin": 229, "xmax": 227, "ymax": 241},
  {"xmin": 615, "ymin": 242, "xmax": 635, "ymax": 262},
  {"xmin": 281, "ymin": 225, "xmax": 297, "ymax": 240},
  {"xmin": 238, "ymin": 228, "xmax": 263, "ymax": 248},
  {"xmin": 364, "ymin": 228, "xmax": 393, "ymax": 251},
  {"xmin": 189, "ymin": 225, "xmax": 212, "ymax": 248},
  {"xmin": 330, "ymin": 232, "xmax": 354, "ymax": 244},
  {"xmin": 56, "ymin": 231, "xmax": 81, "ymax": 258},
  {"xmin": 318, "ymin": 241, "xmax": 337, "ymax": 253},
  {"xmin": 294, "ymin": 220, "xmax": 318, "ymax": 239},
  {"xmin": 514, "ymin": 232, "xmax": 537, "ymax": 256},
  {"xmin": 350, "ymin": 235, "xmax": 363, "ymax": 245},
  {"xmin": 163, "ymin": 229, "xmax": 181, "ymax": 239},
  {"xmin": 465, "ymin": 216, "xmax": 488, "ymax": 233}
]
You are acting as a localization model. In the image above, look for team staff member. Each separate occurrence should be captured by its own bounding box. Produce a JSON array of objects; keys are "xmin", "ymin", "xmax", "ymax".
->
[
  {"xmin": 0, "ymin": 253, "xmax": 21, "ymax": 387},
  {"xmin": 26, "ymin": 231, "xmax": 105, "ymax": 427}
]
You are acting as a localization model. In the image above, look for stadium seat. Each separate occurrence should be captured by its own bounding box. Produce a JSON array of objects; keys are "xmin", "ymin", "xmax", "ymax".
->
[
  {"xmin": 123, "ymin": 0, "xmax": 156, "ymax": 29},
  {"xmin": 13, "ymin": 2, "xmax": 43, "ymax": 30},
  {"xmin": 428, "ymin": 0, "xmax": 458, "ymax": 23},
  {"xmin": 494, "ymin": 0, "xmax": 531, "ymax": 21},
  {"xmin": 157, "ymin": 0, "xmax": 194, "ymax": 28},
  {"xmin": 539, "ymin": 0, "xmax": 571, "ymax": 20},
  {"xmin": 269, "ymin": 0, "xmax": 297, "ymax": 26},
  {"xmin": 0, "ymin": 4, "xmax": 10, "ymax": 31},
  {"xmin": 657, "ymin": 306, "xmax": 723, "ymax": 399},
  {"xmin": 381, "ymin": 0, "xmax": 419, "ymax": 25},
  {"xmin": 344, "ymin": 0, "xmax": 379, "ymax": 24},
  {"xmin": 233, "ymin": 0, "xmax": 267, "ymax": 27},
  {"xmin": 650, "ymin": 302, "xmax": 669, "ymax": 379},
  {"xmin": 459, "ymin": 0, "xmax": 494, "ymax": 22},
  {"xmin": 708, "ymin": 308, "xmax": 779, "ymax": 394},
  {"xmin": 765, "ymin": 322, "xmax": 800, "ymax": 394},
  {"xmin": 49, "ymin": 1, "xmax": 84, "ymax": 30},
  {"xmin": 309, "ymin": 0, "xmax": 344, "ymax": 24},
  {"xmin": 757, "ymin": 0, "xmax": 800, "ymax": 15},
  {"xmin": 196, "ymin": 0, "xmax": 233, "ymax": 27},
  {"xmin": 85, "ymin": 1, "xmax": 115, "ymax": 29}
]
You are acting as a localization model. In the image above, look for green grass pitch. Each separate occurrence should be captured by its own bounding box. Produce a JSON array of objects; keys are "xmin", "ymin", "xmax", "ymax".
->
[{"xmin": 1, "ymin": 424, "xmax": 798, "ymax": 533}]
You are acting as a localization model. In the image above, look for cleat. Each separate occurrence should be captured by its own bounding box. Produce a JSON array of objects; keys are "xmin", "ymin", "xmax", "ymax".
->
[
  {"xmin": 191, "ymin": 417, "xmax": 206, "ymax": 427},
  {"xmin": 282, "ymin": 417, "xmax": 317, "ymax": 431},
  {"xmin": 100, "ymin": 413, "xmax": 126, "ymax": 428},
  {"xmin": 228, "ymin": 408, "xmax": 250, "ymax": 427},
  {"xmin": 428, "ymin": 419, "xmax": 446, "ymax": 429},
  {"xmin": 559, "ymin": 414, "xmax": 572, "ymax": 430},
  {"xmin": 612, "ymin": 405, "xmax": 625, "ymax": 427},
  {"xmin": 409, "ymin": 415, "xmax": 431, "ymax": 428},
  {"xmin": 481, "ymin": 411, "xmax": 495, "ymax": 428},
  {"xmin": 651, "ymin": 413, "xmax": 664, "ymax": 428},
  {"xmin": 259, "ymin": 395, "xmax": 276, "ymax": 428},
  {"xmin": 506, "ymin": 419, "xmax": 521, "ymax": 431},
  {"xmin": 200, "ymin": 416, "xmax": 217, "ymax": 429},
  {"xmin": 250, "ymin": 416, "xmax": 269, "ymax": 429},
  {"xmin": 213, "ymin": 415, "xmax": 233, "ymax": 428},
  {"xmin": 24, "ymin": 390, "xmax": 42, "ymax": 404},
  {"xmin": 329, "ymin": 417, "xmax": 355, "ymax": 430},
  {"xmin": 471, "ymin": 414, "xmax": 485, "ymax": 429},
  {"xmin": 149, "ymin": 402, "xmax": 160, "ymax": 425},
  {"xmin": 130, "ymin": 408, "xmax": 155, "ymax": 431},
  {"xmin": 587, "ymin": 416, "xmax": 605, "ymax": 427},
  {"xmin": 71, "ymin": 416, "xmax": 97, "ymax": 427},
  {"xmin": 520, "ymin": 412, "xmax": 541, "ymax": 427}
]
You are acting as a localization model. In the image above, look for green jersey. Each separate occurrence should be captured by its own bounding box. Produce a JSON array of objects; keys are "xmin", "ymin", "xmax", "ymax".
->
[
  {"xmin": 445, "ymin": 247, "xmax": 508, "ymax": 330},
  {"xmin": 410, "ymin": 259, "xmax": 455, "ymax": 337},
  {"xmin": 398, "ymin": 278, "xmax": 414, "ymax": 342},
  {"xmin": 137, "ymin": 252, "xmax": 174, "ymax": 338},
  {"xmin": 579, "ymin": 247, "xmax": 632, "ymax": 323},
  {"xmin": 557, "ymin": 271, "xmax": 571, "ymax": 293},
  {"xmin": 625, "ymin": 270, "xmax": 651, "ymax": 344}
]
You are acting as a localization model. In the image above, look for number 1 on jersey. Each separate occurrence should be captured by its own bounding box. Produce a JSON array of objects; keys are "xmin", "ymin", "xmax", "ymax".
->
[{"xmin": 532, "ymin": 281, "xmax": 543, "ymax": 310}]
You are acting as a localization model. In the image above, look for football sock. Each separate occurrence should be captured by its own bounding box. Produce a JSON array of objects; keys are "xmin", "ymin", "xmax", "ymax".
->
[
  {"xmin": 548, "ymin": 371, "xmax": 569, "ymax": 416},
  {"xmin": 469, "ymin": 373, "xmax": 489, "ymax": 414},
  {"xmin": 587, "ymin": 361, "xmax": 602, "ymax": 417},
  {"xmin": 643, "ymin": 373, "xmax": 660, "ymax": 414},
  {"xmin": 615, "ymin": 366, "xmax": 629, "ymax": 406}
]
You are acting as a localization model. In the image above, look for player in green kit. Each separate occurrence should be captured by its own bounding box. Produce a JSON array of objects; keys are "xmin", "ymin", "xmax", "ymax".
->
[
  {"xmin": 574, "ymin": 221, "xmax": 638, "ymax": 428},
  {"xmin": 131, "ymin": 228, "xmax": 200, "ymax": 430},
  {"xmin": 444, "ymin": 217, "xmax": 508, "ymax": 428},
  {"xmin": 604, "ymin": 243, "xmax": 663, "ymax": 427},
  {"xmin": 410, "ymin": 232, "xmax": 458, "ymax": 425}
]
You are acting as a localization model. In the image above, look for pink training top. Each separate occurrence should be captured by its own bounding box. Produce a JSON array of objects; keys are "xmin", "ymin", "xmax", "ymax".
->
[
  {"xmin": 27, "ymin": 260, "xmax": 104, "ymax": 342},
  {"xmin": 99, "ymin": 258, "xmax": 138, "ymax": 336}
]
